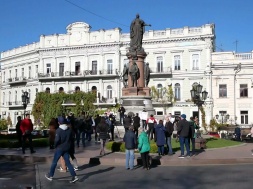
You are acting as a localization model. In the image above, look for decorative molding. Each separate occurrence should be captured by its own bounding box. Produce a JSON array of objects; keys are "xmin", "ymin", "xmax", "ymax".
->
[
  {"xmin": 188, "ymin": 49, "xmax": 203, "ymax": 52},
  {"xmin": 153, "ymin": 51, "xmax": 166, "ymax": 54},
  {"xmin": 188, "ymin": 77, "xmax": 203, "ymax": 80},
  {"xmin": 170, "ymin": 50, "xmax": 184, "ymax": 53}
]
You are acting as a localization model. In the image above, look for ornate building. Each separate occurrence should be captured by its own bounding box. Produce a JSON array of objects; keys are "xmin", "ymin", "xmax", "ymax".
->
[
  {"xmin": 0, "ymin": 22, "xmax": 215, "ymax": 126},
  {"xmin": 211, "ymin": 51, "xmax": 253, "ymax": 127}
]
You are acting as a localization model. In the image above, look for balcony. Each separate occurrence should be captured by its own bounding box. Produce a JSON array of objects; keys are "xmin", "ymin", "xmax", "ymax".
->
[
  {"xmin": 7, "ymin": 101, "xmax": 23, "ymax": 107},
  {"xmin": 150, "ymin": 67, "xmax": 172, "ymax": 76},
  {"xmin": 7, "ymin": 77, "xmax": 27, "ymax": 85}
]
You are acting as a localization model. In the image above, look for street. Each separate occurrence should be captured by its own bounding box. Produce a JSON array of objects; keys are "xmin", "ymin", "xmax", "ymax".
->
[{"xmin": 1, "ymin": 160, "xmax": 253, "ymax": 189}]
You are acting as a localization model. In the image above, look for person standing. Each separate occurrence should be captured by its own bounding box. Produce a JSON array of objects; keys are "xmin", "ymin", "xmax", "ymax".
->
[
  {"xmin": 123, "ymin": 126, "xmax": 137, "ymax": 170},
  {"xmin": 109, "ymin": 114, "xmax": 116, "ymax": 141},
  {"xmin": 94, "ymin": 114, "xmax": 101, "ymax": 142},
  {"xmin": 165, "ymin": 116, "xmax": 175, "ymax": 155},
  {"xmin": 142, "ymin": 108, "xmax": 147, "ymax": 130},
  {"xmin": 177, "ymin": 114, "xmax": 190, "ymax": 158},
  {"xmin": 155, "ymin": 120, "xmax": 166, "ymax": 156},
  {"xmin": 189, "ymin": 117, "xmax": 200, "ymax": 155},
  {"xmin": 15, "ymin": 116, "xmax": 22, "ymax": 149},
  {"xmin": 133, "ymin": 113, "xmax": 141, "ymax": 138},
  {"xmin": 123, "ymin": 114, "xmax": 132, "ymax": 133},
  {"xmin": 97, "ymin": 117, "xmax": 110, "ymax": 156},
  {"xmin": 118, "ymin": 105, "xmax": 126, "ymax": 125},
  {"xmin": 20, "ymin": 113, "xmax": 35, "ymax": 154},
  {"xmin": 138, "ymin": 129, "xmax": 150, "ymax": 170},
  {"xmin": 146, "ymin": 114, "xmax": 156, "ymax": 140},
  {"xmin": 45, "ymin": 116, "xmax": 78, "ymax": 183}
]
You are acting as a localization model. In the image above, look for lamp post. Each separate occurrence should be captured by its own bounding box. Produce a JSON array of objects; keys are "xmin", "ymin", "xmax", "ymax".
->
[
  {"xmin": 215, "ymin": 113, "xmax": 230, "ymax": 127},
  {"xmin": 190, "ymin": 83, "xmax": 208, "ymax": 122},
  {"xmin": 234, "ymin": 63, "xmax": 241, "ymax": 125},
  {"xmin": 21, "ymin": 91, "xmax": 29, "ymax": 119}
]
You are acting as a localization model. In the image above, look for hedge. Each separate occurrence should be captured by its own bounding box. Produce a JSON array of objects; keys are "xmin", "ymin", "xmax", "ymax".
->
[{"xmin": 0, "ymin": 138, "xmax": 49, "ymax": 148}]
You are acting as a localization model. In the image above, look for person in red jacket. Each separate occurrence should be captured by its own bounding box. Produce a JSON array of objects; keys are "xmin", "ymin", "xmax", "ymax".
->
[{"xmin": 20, "ymin": 113, "xmax": 35, "ymax": 154}]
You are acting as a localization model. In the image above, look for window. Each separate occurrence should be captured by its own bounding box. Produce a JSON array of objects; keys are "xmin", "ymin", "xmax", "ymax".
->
[
  {"xmin": 174, "ymin": 55, "xmax": 181, "ymax": 70},
  {"xmin": 46, "ymin": 63, "xmax": 51, "ymax": 74},
  {"xmin": 75, "ymin": 62, "xmax": 80, "ymax": 75},
  {"xmin": 75, "ymin": 86, "xmax": 80, "ymax": 92},
  {"xmin": 3, "ymin": 72, "xmax": 5, "ymax": 82},
  {"xmin": 106, "ymin": 85, "xmax": 113, "ymax": 99},
  {"xmin": 156, "ymin": 111, "xmax": 163, "ymax": 115},
  {"xmin": 192, "ymin": 54, "xmax": 199, "ymax": 70},
  {"xmin": 28, "ymin": 66, "xmax": 31, "ymax": 78},
  {"xmin": 28, "ymin": 89, "xmax": 31, "ymax": 103},
  {"xmin": 219, "ymin": 84, "xmax": 227, "ymax": 98},
  {"xmin": 240, "ymin": 111, "xmax": 248, "ymax": 124},
  {"xmin": 15, "ymin": 69, "xmax": 18, "ymax": 78},
  {"xmin": 45, "ymin": 87, "xmax": 50, "ymax": 93},
  {"xmin": 9, "ymin": 70, "xmax": 11, "ymax": 78},
  {"xmin": 240, "ymin": 84, "xmax": 248, "ymax": 97},
  {"xmin": 59, "ymin": 63, "xmax": 64, "ymax": 76},
  {"xmin": 157, "ymin": 84, "xmax": 163, "ymax": 98},
  {"xmin": 22, "ymin": 68, "xmax": 24, "ymax": 77},
  {"xmin": 174, "ymin": 111, "xmax": 181, "ymax": 120},
  {"xmin": 59, "ymin": 87, "xmax": 64, "ymax": 93},
  {"xmin": 15, "ymin": 91, "xmax": 17, "ymax": 104},
  {"xmin": 157, "ymin": 56, "xmax": 163, "ymax": 73},
  {"xmin": 107, "ymin": 59, "xmax": 113, "ymax": 74},
  {"xmin": 175, "ymin": 83, "xmax": 181, "ymax": 101},
  {"xmin": 123, "ymin": 59, "xmax": 129, "ymax": 67},
  {"xmin": 35, "ymin": 65, "xmax": 38, "ymax": 76},
  {"xmin": 9, "ymin": 91, "xmax": 11, "ymax": 105},
  {"xmin": 35, "ymin": 88, "xmax": 38, "ymax": 94},
  {"xmin": 2, "ymin": 92, "xmax": 5, "ymax": 105},
  {"xmin": 91, "ymin": 61, "xmax": 97, "ymax": 75}
]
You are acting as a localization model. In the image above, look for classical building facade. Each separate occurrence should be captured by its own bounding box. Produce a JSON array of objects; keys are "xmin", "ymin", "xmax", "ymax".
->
[
  {"xmin": 0, "ymin": 22, "xmax": 215, "ymax": 126},
  {"xmin": 211, "ymin": 51, "xmax": 253, "ymax": 127}
]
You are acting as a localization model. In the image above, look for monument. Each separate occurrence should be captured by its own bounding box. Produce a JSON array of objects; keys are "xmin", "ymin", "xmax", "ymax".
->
[{"xmin": 121, "ymin": 14, "xmax": 155, "ymax": 116}]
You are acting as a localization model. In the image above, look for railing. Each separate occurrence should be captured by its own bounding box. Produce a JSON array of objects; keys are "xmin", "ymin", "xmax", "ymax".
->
[
  {"xmin": 171, "ymin": 29, "xmax": 183, "ymax": 35},
  {"xmin": 149, "ymin": 67, "xmax": 172, "ymax": 74},
  {"xmin": 7, "ymin": 77, "xmax": 27, "ymax": 83},
  {"xmin": 189, "ymin": 27, "xmax": 202, "ymax": 34},
  {"xmin": 235, "ymin": 53, "xmax": 252, "ymax": 60}
]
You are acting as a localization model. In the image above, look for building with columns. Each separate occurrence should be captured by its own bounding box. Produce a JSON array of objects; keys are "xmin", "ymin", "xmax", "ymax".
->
[
  {"xmin": 211, "ymin": 51, "xmax": 253, "ymax": 127},
  {"xmin": 0, "ymin": 21, "xmax": 215, "ymax": 126}
]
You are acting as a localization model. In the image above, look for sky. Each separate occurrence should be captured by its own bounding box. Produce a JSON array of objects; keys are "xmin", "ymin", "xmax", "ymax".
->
[{"xmin": 0, "ymin": 0, "xmax": 253, "ymax": 54}]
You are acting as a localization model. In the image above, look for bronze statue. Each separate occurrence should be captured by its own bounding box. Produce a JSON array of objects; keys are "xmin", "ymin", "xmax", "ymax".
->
[
  {"xmin": 130, "ymin": 14, "xmax": 151, "ymax": 52},
  {"xmin": 129, "ymin": 61, "xmax": 139, "ymax": 87},
  {"xmin": 122, "ymin": 64, "xmax": 128, "ymax": 88},
  {"xmin": 144, "ymin": 62, "xmax": 151, "ymax": 87}
]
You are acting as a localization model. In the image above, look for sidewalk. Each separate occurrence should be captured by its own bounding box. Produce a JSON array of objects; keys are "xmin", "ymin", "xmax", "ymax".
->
[{"xmin": 0, "ymin": 139, "xmax": 253, "ymax": 166}]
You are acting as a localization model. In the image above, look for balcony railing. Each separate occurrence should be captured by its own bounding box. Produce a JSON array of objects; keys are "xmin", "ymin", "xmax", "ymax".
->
[
  {"xmin": 7, "ymin": 101, "xmax": 23, "ymax": 106},
  {"xmin": 150, "ymin": 67, "xmax": 172, "ymax": 74},
  {"xmin": 7, "ymin": 77, "xmax": 27, "ymax": 83},
  {"xmin": 38, "ymin": 69, "xmax": 118, "ymax": 79}
]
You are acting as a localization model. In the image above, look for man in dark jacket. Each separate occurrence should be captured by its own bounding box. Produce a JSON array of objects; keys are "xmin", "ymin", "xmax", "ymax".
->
[
  {"xmin": 165, "ymin": 116, "xmax": 174, "ymax": 155},
  {"xmin": 123, "ymin": 114, "xmax": 132, "ymax": 133},
  {"xmin": 45, "ymin": 116, "xmax": 78, "ymax": 183},
  {"xmin": 177, "ymin": 114, "xmax": 190, "ymax": 158},
  {"xmin": 15, "ymin": 116, "xmax": 22, "ymax": 149},
  {"xmin": 123, "ymin": 126, "xmax": 137, "ymax": 170},
  {"xmin": 118, "ymin": 105, "xmax": 126, "ymax": 125},
  {"xmin": 133, "ymin": 113, "xmax": 141, "ymax": 137}
]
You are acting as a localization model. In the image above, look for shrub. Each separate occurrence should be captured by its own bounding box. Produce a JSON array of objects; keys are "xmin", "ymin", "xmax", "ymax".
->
[{"xmin": 0, "ymin": 138, "xmax": 49, "ymax": 148}]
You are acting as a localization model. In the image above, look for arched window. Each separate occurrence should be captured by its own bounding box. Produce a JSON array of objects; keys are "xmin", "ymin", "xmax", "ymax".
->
[
  {"xmin": 75, "ymin": 86, "xmax": 80, "ymax": 92},
  {"xmin": 59, "ymin": 87, "xmax": 64, "ymax": 93},
  {"xmin": 157, "ymin": 84, "xmax": 163, "ymax": 98},
  {"xmin": 106, "ymin": 85, "xmax": 113, "ymax": 99},
  {"xmin": 45, "ymin": 87, "xmax": 50, "ymax": 93},
  {"xmin": 175, "ymin": 83, "xmax": 181, "ymax": 101}
]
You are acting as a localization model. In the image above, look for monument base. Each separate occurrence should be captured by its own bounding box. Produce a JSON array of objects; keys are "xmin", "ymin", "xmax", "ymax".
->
[
  {"xmin": 122, "ymin": 87, "xmax": 150, "ymax": 96},
  {"xmin": 121, "ymin": 95, "xmax": 155, "ymax": 116}
]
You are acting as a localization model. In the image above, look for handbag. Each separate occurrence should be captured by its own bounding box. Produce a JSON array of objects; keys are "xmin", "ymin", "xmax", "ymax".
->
[{"xmin": 25, "ymin": 130, "xmax": 31, "ymax": 135}]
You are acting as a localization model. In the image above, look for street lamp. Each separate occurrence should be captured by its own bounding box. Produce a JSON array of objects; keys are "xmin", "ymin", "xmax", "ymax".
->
[
  {"xmin": 21, "ymin": 91, "xmax": 29, "ymax": 118},
  {"xmin": 234, "ymin": 63, "xmax": 241, "ymax": 125},
  {"xmin": 190, "ymin": 83, "xmax": 208, "ymax": 120},
  {"xmin": 215, "ymin": 113, "xmax": 230, "ymax": 126}
]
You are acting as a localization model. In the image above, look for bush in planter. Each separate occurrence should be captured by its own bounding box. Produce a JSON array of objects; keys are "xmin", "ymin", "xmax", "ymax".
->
[
  {"xmin": 106, "ymin": 141, "xmax": 123, "ymax": 152},
  {"xmin": 0, "ymin": 138, "xmax": 49, "ymax": 148}
]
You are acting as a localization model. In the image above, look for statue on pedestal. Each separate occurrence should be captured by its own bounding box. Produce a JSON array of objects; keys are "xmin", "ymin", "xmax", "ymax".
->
[
  {"xmin": 130, "ymin": 14, "xmax": 151, "ymax": 52},
  {"xmin": 122, "ymin": 64, "xmax": 128, "ymax": 88},
  {"xmin": 129, "ymin": 61, "xmax": 139, "ymax": 87},
  {"xmin": 144, "ymin": 62, "xmax": 151, "ymax": 87}
]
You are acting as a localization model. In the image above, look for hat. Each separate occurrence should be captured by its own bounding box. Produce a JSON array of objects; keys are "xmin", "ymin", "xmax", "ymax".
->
[
  {"xmin": 58, "ymin": 116, "xmax": 68, "ymax": 124},
  {"xmin": 181, "ymin": 114, "xmax": 186, "ymax": 119}
]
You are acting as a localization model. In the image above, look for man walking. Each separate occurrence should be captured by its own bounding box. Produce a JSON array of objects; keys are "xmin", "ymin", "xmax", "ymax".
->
[
  {"xmin": 45, "ymin": 116, "xmax": 78, "ymax": 183},
  {"xmin": 15, "ymin": 116, "xmax": 22, "ymax": 149},
  {"xmin": 133, "ymin": 113, "xmax": 141, "ymax": 138},
  {"xmin": 123, "ymin": 126, "xmax": 137, "ymax": 170},
  {"xmin": 20, "ymin": 114, "xmax": 35, "ymax": 154},
  {"xmin": 177, "ymin": 114, "xmax": 190, "ymax": 158}
]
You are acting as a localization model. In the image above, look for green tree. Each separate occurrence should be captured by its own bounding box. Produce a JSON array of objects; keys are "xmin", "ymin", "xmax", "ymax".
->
[
  {"xmin": 0, "ymin": 119, "xmax": 8, "ymax": 130},
  {"xmin": 32, "ymin": 91, "xmax": 96, "ymax": 128}
]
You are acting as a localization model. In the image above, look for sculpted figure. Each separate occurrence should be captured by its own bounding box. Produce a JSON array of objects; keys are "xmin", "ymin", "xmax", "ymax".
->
[
  {"xmin": 130, "ymin": 14, "xmax": 151, "ymax": 52},
  {"xmin": 122, "ymin": 64, "xmax": 129, "ymax": 88},
  {"xmin": 129, "ymin": 61, "xmax": 139, "ymax": 87},
  {"xmin": 144, "ymin": 62, "xmax": 151, "ymax": 87}
]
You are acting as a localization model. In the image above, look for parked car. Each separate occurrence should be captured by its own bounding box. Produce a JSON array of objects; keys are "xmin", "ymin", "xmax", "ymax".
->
[{"xmin": 208, "ymin": 132, "xmax": 220, "ymax": 138}]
